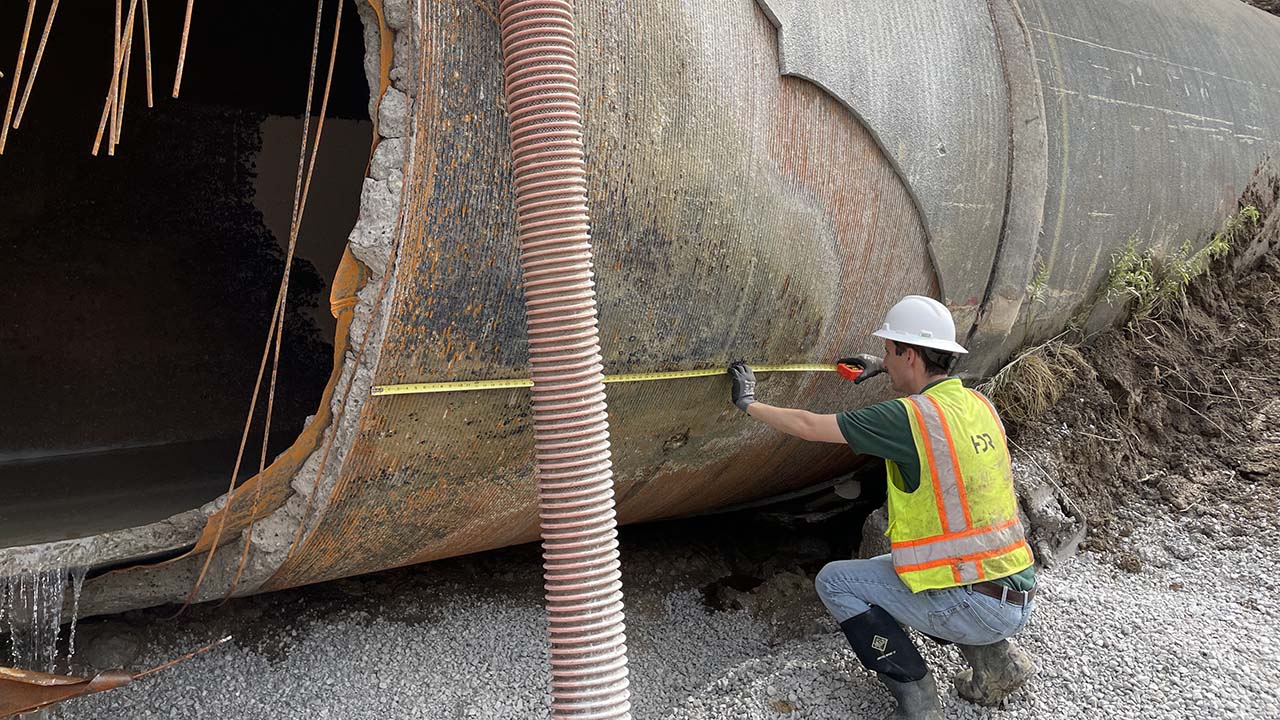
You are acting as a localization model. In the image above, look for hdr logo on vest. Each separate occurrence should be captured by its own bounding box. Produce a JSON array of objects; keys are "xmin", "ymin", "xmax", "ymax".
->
[{"xmin": 970, "ymin": 433, "xmax": 996, "ymax": 454}]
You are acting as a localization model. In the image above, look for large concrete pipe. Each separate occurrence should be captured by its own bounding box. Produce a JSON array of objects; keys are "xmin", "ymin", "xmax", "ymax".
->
[{"xmin": 1, "ymin": 0, "xmax": 1278, "ymax": 618}]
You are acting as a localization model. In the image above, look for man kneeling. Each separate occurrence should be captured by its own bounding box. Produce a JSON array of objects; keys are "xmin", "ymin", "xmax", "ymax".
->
[{"xmin": 727, "ymin": 296, "xmax": 1037, "ymax": 719}]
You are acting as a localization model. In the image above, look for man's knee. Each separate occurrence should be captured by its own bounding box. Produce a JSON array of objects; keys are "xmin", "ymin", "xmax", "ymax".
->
[
  {"xmin": 815, "ymin": 559, "xmax": 872, "ymax": 608},
  {"xmin": 814, "ymin": 561, "xmax": 841, "ymax": 602}
]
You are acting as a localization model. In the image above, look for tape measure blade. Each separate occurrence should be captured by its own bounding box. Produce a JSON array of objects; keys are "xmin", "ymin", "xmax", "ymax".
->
[
  {"xmin": 755, "ymin": 363, "xmax": 837, "ymax": 373},
  {"xmin": 372, "ymin": 363, "xmax": 835, "ymax": 396}
]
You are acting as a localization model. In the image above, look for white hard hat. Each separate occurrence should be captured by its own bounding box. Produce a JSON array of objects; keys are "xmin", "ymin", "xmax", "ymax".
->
[{"xmin": 872, "ymin": 295, "xmax": 968, "ymax": 354}]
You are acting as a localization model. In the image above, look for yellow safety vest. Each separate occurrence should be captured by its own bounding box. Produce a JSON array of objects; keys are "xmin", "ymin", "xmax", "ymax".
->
[{"xmin": 885, "ymin": 378, "xmax": 1034, "ymax": 592}]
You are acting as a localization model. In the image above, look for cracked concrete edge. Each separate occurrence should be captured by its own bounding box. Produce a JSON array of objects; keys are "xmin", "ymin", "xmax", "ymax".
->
[
  {"xmin": 183, "ymin": 0, "xmax": 416, "ymax": 610},
  {"xmin": 154, "ymin": 0, "xmax": 414, "ymax": 613},
  {"xmin": 0, "ymin": 0, "xmax": 415, "ymax": 620},
  {"xmin": 0, "ymin": 509, "xmax": 208, "ymax": 577}
]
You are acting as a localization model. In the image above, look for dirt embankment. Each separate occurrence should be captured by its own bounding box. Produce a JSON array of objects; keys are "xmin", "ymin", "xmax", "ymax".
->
[{"xmin": 1010, "ymin": 169, "xmax": 1280, "ymax": 570}]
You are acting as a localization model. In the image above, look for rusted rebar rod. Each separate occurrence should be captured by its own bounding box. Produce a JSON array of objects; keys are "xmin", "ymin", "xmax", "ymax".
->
[
  {"xmin": 172, "ymin": 0, "xmax": 195, "ymax": 98},
  {"xmin": 12, "ymin": 0, "xmax": 60, "ymax": 130},
  {"xmin": 0, "ymin": 0, "xmax": 38, "ymax": 154}
]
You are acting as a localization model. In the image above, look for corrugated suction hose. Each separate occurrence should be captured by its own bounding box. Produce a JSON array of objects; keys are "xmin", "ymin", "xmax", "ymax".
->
[{"xmin": 497, "ymin": 1, "xmax": 632, "ymax": 718}]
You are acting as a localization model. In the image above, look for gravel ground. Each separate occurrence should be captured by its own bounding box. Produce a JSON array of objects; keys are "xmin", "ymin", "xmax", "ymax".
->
[{"xmin": 45, "ymin": 497, "xmax": 1280, "ymax": 720}]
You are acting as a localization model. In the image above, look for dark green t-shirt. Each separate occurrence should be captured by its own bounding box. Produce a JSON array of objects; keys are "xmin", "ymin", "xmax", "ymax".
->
[{"xmin": 836, "ymin": 378, "xmax": 1036, "ymax": 591}]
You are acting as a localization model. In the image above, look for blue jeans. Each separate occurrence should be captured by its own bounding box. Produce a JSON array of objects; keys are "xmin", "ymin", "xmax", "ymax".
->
[{"xmin": 815, "ymin": 554, "xmax": 1034, "ymax": 646}]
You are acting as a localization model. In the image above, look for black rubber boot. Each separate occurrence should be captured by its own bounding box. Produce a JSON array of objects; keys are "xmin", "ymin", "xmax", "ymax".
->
[
  {"xmin": 837, "ymin": 607, "xmax": 928, "ymax": 682},
  {"xmin": 837, "ymin": 607, "xmax": 943, "ymax": 719},
  {"xmin": 954, "ymin": 638, "xmax": 1035, "ymax": 706},
  {"xmin": 877, "ymin": 671, "xmax": 945, "ymax": 720}
]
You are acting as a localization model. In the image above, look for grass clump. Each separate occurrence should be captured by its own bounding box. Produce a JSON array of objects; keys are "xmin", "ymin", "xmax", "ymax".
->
[
  {"xmin": 975, "ymin": 337, "xmax": 1089, "ymax": 427},
  {"xmin": 1075, "ymin": 205, "xmax": 1260, "ymax": 328},
  {"xmin": 1022, "ymin": 259, "xmax": 1051, "ymax": 337},
  {"xmin": 1152, "ymin": 204, "xmax": 1259, "ymax": 313}
]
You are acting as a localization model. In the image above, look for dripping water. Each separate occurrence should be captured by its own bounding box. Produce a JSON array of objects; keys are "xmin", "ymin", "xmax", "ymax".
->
[{"xmin": 1, "ymin": 565, "xmax": 89, "ymax": 675}]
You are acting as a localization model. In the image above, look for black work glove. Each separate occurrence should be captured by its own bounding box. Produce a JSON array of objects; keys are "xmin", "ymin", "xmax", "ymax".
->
[
  {"xmin": 838, "ymin": 354, "xmax": 885, "ymax": 385},
  {"xmin": 727, "ymin": 361, "xmax": 757, "ymax": 412}
]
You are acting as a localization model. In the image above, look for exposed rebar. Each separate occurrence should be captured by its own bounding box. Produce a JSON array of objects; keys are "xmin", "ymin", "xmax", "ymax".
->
[
  {"xmin": 0, "ymin": 0, "xmax": 38, "ymax": 154},
  {"xmin": 142, "ymin": 0, "xmax": 152, "ymax": 107},
  {"xmin": 12, "ymin": 0, "xmax": 60, "ymax": 130},
  {"xmin": 172, "ymin": 0, "xmax": 195, "ymax": 98}
]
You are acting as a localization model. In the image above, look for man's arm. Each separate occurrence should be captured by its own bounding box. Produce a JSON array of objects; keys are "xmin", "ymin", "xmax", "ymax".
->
[
  {"xmin": 727, "ymin": 362, "xmax": 922, "ymax": 490},
  {"xmin": 726, "ymin": 362, "xmax": 846, "ymax": 443},
  {"xmin": 746, "ymin": 402, "xmax": 846, "ymax": 444}
]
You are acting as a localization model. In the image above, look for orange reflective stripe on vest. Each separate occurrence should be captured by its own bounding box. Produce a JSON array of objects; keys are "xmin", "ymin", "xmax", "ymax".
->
[
  {"xmin": 895, "ymin": 538, "xmax": 1032, "ymax": 577},
  {"xmin": 891, "ymin": 516, "xmax": 1025, "ymax": 564}
]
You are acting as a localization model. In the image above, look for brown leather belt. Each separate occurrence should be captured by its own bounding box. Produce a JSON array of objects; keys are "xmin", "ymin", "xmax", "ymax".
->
[{"xmin": 971, "ymin": 581, "xmax": 1037, "ymax": 605}]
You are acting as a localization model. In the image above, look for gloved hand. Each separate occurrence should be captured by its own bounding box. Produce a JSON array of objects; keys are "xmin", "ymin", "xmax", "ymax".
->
[
  {"xmin": 838, "ymin": 354, "xmax": 885, "ymax": 385},
  {"xmin": 727, "ymin": 361, "xmax": 757, "ymax": 411}
]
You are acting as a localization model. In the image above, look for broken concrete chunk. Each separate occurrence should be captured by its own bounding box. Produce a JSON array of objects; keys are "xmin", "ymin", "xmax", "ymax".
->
[{"xmin": 378, "ymin": 88, "xmax": 408, "ymax": 140}]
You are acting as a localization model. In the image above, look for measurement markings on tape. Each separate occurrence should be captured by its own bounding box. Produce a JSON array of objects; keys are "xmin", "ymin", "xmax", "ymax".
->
[{"xmin": 370, "ymin": 363, "xmax": 838, "ymax": 397}]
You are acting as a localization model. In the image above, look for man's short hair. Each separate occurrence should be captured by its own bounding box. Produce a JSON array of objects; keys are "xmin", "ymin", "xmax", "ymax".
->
[{"xmin": 891, "ymin": 341, "xmax": 956, "ymax": 375}]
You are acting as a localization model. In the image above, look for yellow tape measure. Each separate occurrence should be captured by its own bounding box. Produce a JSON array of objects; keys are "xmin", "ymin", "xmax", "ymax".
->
[{"xmin": 370, "ymin": 363, "xmax": 838, "ymax": 397}]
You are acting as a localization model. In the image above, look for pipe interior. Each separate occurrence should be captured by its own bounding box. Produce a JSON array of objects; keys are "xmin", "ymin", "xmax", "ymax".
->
[{"xmin": 0, "ymin": 0, "xmax": 371, "ymax": 549}]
